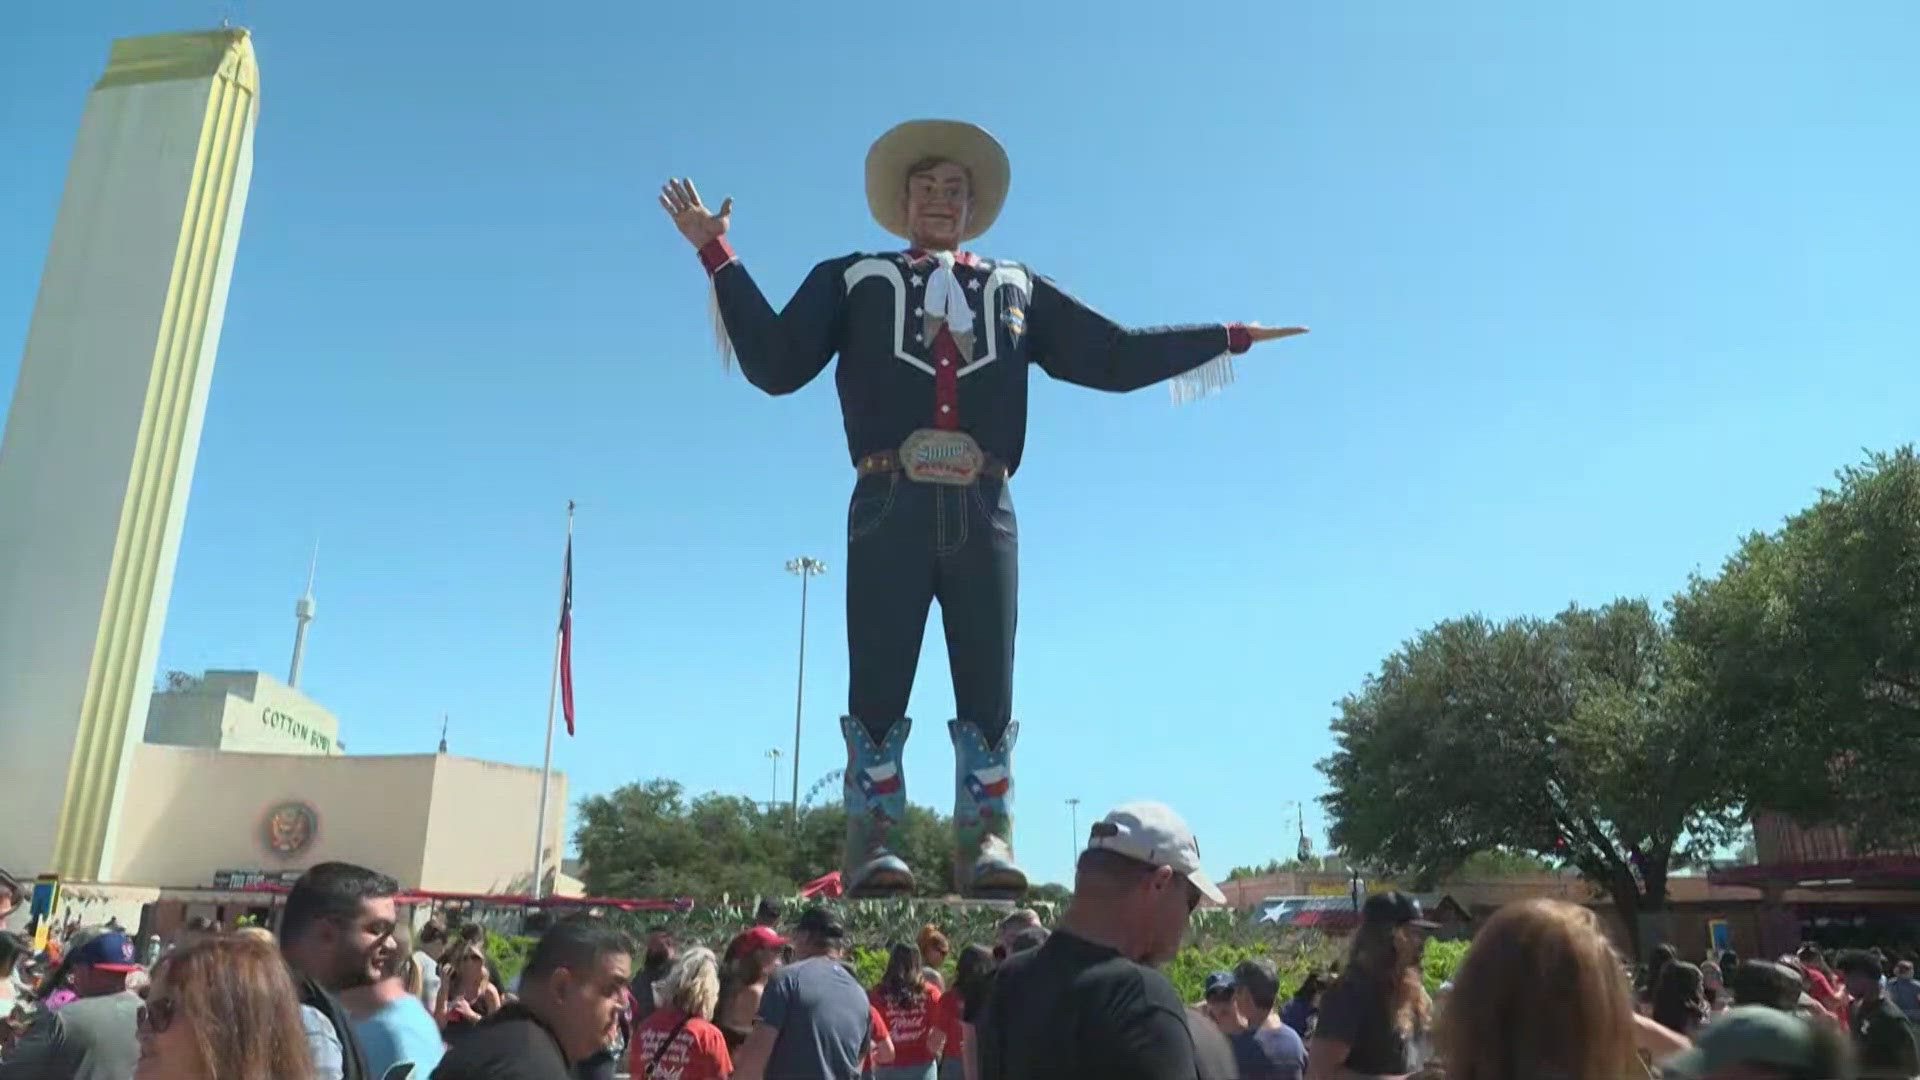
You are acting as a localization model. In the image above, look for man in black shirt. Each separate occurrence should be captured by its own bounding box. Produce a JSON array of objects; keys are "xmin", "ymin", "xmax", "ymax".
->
[
  {"xmin": 1838, "ymin": 950, "xmax": 1920, "ymax": 1080},
  {"xmin": 281, "ymin": 861, "xmax": 401, "ymax": 1080},
  {"xmin": 434, "ymin": 919, "xmax": 633, "ymax": 1080},
  {"xmin": 977, "ymin": 800, "xmax": 1228, "ymax": 1080},
  {"xmin": 628, "ymin": 927, "xmax": 676, "ymax": 1025}
]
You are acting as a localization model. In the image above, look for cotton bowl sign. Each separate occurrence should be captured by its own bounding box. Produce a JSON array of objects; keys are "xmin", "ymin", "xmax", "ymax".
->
[{"xmin": 262, "ymin": 801, "xmax": 318, "ymax": 858}]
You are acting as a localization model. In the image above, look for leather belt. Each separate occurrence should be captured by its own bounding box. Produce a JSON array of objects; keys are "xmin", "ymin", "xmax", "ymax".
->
[{"xmin": 857, "ymin": 448, "xmax": 1009, "ymax": 481}]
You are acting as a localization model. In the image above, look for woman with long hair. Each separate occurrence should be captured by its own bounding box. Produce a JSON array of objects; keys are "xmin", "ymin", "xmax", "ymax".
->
[
  {"xmin": 434, "ymin": 941, "xmax": 501, "ymax": 1044},
  {"xmin": 870, "ymin": 941, "xmax": 944, "ymax": 1080},
  {"xmin": 1641, "ymin": 943, "xmax": 1677, "ymax": 1009},
  {"xmin": 134, "ymin": 933, "xmax": 314, "ymax": 1080},
  {"xmin": 716, "ymin": 926, "xmax": 784, "ymax": 1052},
  {"xmin": 1307, "ymin": 893, "xmax": 1434, "ymax": 1080},
  {"xmin": 1438, "ymin": 899, "xmax": 1641, "ymax": 1080},
  {"xmin": 1652, "ymin": 961, "xmax": 1710, "ymax": 1039},
  {"xmin": 629, "ymin": 946, "xmax": 732, "ymax": 1080},
  {"xmin": 928, "ymin": 945, "xmax": 991, "ymax": 1080}
]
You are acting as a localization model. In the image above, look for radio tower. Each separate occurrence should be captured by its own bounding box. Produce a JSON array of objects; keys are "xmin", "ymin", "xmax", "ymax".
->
[{"xmin": 288, "ymin": 544, "xmax": 317, "ymax": 688}]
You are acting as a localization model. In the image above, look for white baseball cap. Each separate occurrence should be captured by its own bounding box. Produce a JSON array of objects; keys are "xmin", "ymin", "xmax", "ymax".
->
[{"xmin": 1085, "ymin": 801, "xmax": 1226, "ymax": 905}]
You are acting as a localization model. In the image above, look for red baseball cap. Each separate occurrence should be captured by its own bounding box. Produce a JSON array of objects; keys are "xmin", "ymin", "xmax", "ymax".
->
[{"xmin": 727, "ymin": 925, "xmax": 787, "ymax": 960}]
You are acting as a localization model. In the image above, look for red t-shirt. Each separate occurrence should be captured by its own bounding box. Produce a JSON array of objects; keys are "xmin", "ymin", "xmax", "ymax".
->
[
  {"xmin": 627, "ymin": 1008, "xmax": 732, "ymax": 1080},
  {"xmin": 1803, "ymin": 966, "xmax": 1848, "ymax": 1014},
  {"xmin": 861, "ymin": 1004, "xmax": 890, "ymax": 1071},
  {"xmin": 871, "ymin": 982, "xmax": 943, "ymax": 1067},
  {"xmin": 929, "ymin": 987, "xmax": 965, "ymax": 1060}
]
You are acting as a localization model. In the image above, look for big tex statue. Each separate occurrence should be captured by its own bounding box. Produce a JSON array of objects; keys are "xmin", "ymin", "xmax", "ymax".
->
[{"xmin": 662, "ymin": 120, "xmax": 1305, "ymax": 897}]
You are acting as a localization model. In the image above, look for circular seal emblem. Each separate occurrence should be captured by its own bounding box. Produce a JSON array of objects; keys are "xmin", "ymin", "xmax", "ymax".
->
[{"xmin": 262, "ymin": 801, "xmax": 318, "ymax": 857}]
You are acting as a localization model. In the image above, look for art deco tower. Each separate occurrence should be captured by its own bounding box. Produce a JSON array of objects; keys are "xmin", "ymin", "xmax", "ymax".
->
[{"xmin": 0, "ymin": 29, "xmax": 259, "ymax": 880}]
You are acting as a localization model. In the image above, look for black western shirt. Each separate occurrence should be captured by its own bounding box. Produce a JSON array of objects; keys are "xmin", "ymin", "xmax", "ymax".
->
[{"xmin": 699, "ymin": 239, "xmax": 1250, "ymax": 477}]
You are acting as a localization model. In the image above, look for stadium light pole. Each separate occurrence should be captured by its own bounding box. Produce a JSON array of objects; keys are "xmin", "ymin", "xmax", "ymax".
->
[
  {"xmin": 785, "ymin": 557, "xmax": 826, "ymax": 832},
  {"xmin": 766, "ymin": 747, "xmax": 782, "ymax": 811}
]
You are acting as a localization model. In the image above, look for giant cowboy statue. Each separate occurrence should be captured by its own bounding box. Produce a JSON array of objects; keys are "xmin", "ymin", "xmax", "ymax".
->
[{"xmin": 660, "ymin": 120, "xmax": 1306, "ymax": 898}]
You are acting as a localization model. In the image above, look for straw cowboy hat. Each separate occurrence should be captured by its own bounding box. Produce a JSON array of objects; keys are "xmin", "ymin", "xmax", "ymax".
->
[{"xmin": 865, "ymin": 119, "xmax": 1011, "ymax": 243}]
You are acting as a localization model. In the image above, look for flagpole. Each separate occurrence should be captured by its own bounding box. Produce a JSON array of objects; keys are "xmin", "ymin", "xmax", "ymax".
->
[{"xmin": 531, "ymin": 501, "xmax": 573, "ymax": 900}]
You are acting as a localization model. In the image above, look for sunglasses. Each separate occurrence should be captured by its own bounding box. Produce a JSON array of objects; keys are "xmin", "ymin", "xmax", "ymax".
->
[{"xmin": 138, "ymin": 997, "xmax": 177, "ymax": 1034}]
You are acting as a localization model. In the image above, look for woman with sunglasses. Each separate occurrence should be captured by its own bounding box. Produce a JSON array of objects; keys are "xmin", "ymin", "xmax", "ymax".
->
[
  {"xmin": 136, "ymin": 933, "xmax": 313, "ymax": 1080},
  {"xmin": 435, "ymin": 942, "xmax": 502, "ymax": 1045}
]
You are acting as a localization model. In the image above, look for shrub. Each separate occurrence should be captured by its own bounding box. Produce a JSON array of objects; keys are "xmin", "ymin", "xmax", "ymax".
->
[
  {"xmin": 485, "ymin": 929, "xmax": 536, "ymax": 989},
  {"xmin": 491, "ymin": 899, "xmax": 1467, "ymax": 1002},
  {"xmin": 1421, "ymin": 937, "xmax": 1469, "ymax": 994}
]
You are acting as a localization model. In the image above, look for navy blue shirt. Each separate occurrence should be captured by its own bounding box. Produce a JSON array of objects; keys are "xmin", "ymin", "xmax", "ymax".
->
[{"xmin": 709, "ymin": 246, "xmax": 1237, "ymax": 475}]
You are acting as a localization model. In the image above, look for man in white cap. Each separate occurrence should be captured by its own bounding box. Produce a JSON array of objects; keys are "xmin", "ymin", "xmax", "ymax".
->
[
  {"xmin": 659, "ymin": 123, "xmax": 1306, "ymax": 901},
  {"xmin": 973, "ymin": 800, "xmax": 1228, "ymax": 1079}
]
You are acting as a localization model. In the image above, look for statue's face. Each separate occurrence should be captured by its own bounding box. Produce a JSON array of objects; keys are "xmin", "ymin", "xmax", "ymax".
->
[{"xmin": 903, "ymin": 160, "xmax": 973, "ymax": 250}]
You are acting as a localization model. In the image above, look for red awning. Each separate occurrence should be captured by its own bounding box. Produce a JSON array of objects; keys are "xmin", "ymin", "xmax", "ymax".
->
[
  {"xmin": 799, "ymin": 871, "xmax": 844, "ymax": 898},
  {"xmin": 392, "ymin": 890, "xmax": 690, "ymax": 912}
]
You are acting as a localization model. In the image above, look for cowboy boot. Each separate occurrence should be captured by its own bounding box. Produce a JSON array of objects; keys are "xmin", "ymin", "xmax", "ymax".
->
[
  {"xmin": 950, "ymin": 718, "xmax": 1027, "ymax": 897},
  {"xmin": 842, "ymin": 715, "xmax": 915, "ymax": 896}
]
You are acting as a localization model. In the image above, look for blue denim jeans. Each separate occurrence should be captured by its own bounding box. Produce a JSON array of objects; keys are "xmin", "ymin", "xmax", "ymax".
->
[{"xmin": 845, "ymin": 471, "xmax": 1018, "ymax": 747}]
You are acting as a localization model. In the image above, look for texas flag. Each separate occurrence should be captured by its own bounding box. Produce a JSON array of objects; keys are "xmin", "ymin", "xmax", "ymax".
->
[
  {"xmin": 966, "ymin": 765, "xmax": 1010, "ymax": 802},
  {"xmin": 857, "ymin": 762, "xmax": 901, "ymax": 798}
]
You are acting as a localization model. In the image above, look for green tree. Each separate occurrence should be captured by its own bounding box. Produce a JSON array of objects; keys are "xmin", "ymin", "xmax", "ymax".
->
[
  {"xmin": 1027, "ymin": 882, "xmax": 1072, "ymax": 906},
  {"xmin": 575, "ymin": 780, "xmax": 795, "ymax": 898},
  {"xmin": 575, "ymin": 778, "xmax": 961, "ymax": 898},
  {"xmin": 1672, "ymin": 447, "xmax": 1920, "ymax": 849},
  {"xmin": 1319, "ymin": 600, "xmax": 1742, "ymax": 956},
  {"xmin": 1455, "ymin": 849, "xmax": 1557, "ymax": 877},
  {"xmin": 1224, "ymin": 858, "xmax": 1317, "ymax": 882}
]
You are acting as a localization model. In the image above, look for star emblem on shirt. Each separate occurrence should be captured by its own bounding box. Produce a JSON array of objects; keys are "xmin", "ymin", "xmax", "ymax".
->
[
  {"xmin": 967, "ymin": 277, "xmax": 981, "ymax": 292},
  {"xmin": 914, "ymin": 307, "xmax": 924, "ymax": 316},
  {"xmin": 910, "ymin": 273, "xmax": 924, "ymax": 287}
]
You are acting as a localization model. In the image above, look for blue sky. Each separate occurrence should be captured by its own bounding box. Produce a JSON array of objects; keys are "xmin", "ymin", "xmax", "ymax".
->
[{"xmin": 5, "ymin": 1, "xmax": 1916, "ymax": 889}]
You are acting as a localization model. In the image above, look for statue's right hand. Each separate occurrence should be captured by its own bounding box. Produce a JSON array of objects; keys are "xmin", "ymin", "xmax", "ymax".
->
[{"xmin": 659, "ymin": 177, "xmax": 731, "ymax": 250}]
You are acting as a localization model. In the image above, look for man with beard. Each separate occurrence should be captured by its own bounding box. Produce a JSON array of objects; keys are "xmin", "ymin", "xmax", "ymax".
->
[
  {"xmin": 281, "ymin": 861, "xmax": 401, "ymax": 1080},
  {"xmin": 628, "ymin": 928, "xmax": 676, "ymax": 1025}
]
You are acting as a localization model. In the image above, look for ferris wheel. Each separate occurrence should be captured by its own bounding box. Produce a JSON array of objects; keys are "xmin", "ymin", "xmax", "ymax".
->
[{"xmin": 801, "ymin": 769, "xmax": 844, "ymax": 810}]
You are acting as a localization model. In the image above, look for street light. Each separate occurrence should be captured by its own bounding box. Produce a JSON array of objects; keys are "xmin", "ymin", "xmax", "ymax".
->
[
  {"xmin": 785, "ymin": 556, "xmax": 826, "ymax": 832},
  {"xmin": 1067, "ymin": 797, "xmax": 1082, "ymax": 864},
  {"xmin": 766, "ymin": 747, "xmax": 782, "ymax": 810}
]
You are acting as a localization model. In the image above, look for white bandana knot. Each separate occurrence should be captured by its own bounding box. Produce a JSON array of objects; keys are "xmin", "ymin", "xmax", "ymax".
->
[{"xmin": 922, "ymin": 252, "xmax": 975, "ymax": 339}]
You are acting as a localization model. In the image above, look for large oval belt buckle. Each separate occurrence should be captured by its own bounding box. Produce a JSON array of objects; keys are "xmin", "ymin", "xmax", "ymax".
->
[{"xmin": 900, "ymin": 429, "xmax": 984, "ymax": 486}]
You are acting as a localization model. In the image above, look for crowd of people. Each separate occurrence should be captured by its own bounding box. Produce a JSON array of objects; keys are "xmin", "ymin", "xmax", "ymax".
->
[{"xmin": 3, "ymin": 803, "xmax": 1920, "ymax": 1079}]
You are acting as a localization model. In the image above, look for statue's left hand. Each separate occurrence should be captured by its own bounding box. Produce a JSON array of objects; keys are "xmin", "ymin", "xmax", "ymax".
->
[{"xmin": 1246, "ymin": 324, "xmax": 1309, "ymax": 343}]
